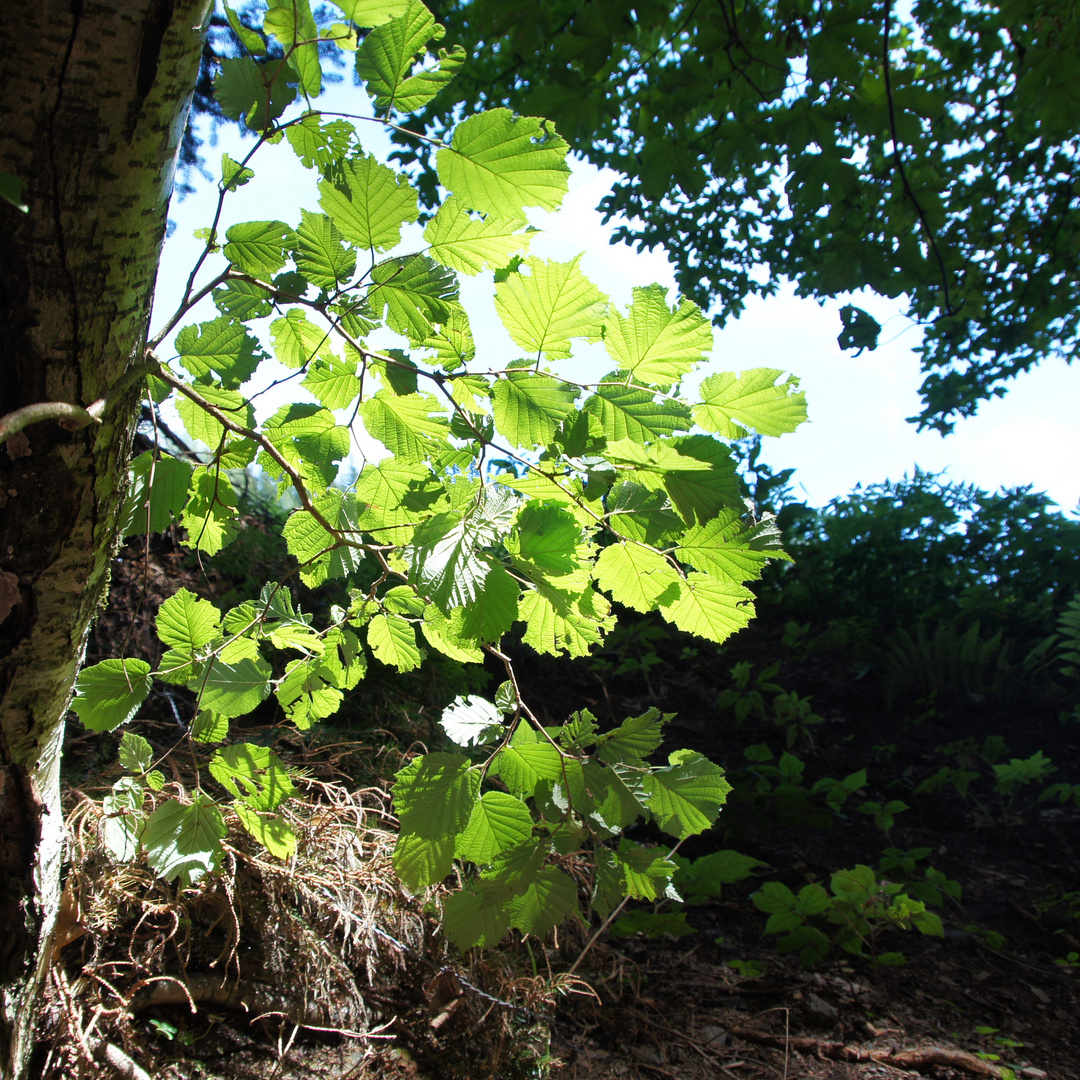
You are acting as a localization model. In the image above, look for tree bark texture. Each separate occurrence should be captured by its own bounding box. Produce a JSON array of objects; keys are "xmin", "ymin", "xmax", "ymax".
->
[{"xmin": 0, "ymin": 3, "xmax": 212, "ymax": 1076}]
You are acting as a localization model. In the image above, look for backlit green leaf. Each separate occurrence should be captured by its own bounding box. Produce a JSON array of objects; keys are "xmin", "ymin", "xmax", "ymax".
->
[
  {"xmin": 215, "ymin": 57, "xmax": 296, "ymax": 131},
  {"xmin": 356, "ymin": 0, "xmax": 465, "ymax": 113},
  {"xmin": 302, "ymin": 352, "xmax": 361, "ymax": 409},
  {"xmin": 234, "ymin": 804, "xmax": 298, "ymax": 859},
  {"xmin": 176, "ymin": 317, "xmax": 262, "ymax": 388},
  {"xmin": 393, "ymin": 832, "xmax": 455, "ymax": 891},
  {"xmin": 604, "ymin": 285, "xmax": 712, "ymax": 387},
  {"xmin": 585, "ymin": 379, "xmax": 693, "ymax": 442},
  {"xmin": 436, "ymin": 108, "xmax": 570, "ymax": 216},
  {"xmin": 120, "ymin": 452, "xmax": 193, "ymax": 539},
  {"xmin": 209, "ymin": 743, "xmax": 294, "ymax": 811},
  {"xmin": 508, "ymin": 866, "xmax": 580, "ymax": 938},
  {"xmin": 118, "ymin": 732, "xmax": 154, "ymax": 773},
  {"xmin": 494, "ymin": 256, "xmax": 607, "ymax": 360},
  {"xmin": 264, "ymin": 0, "xmax": 321, "ymax": 96},
  {"xmin": 675, "ymin": 509, "xmax": 776, "ymax": 583},
  {"xmin": 644, "ymin": 749, "xmax": 732, "ymax": 839},
  {"xmin": 318, "ymin": 154, "xmax": 418, "ymax": 253},
  {"xmin": 368, "ymin": 255, "xmax": 458, "ymax": 341},
  {"xmin": 491, "ymin": 372, "xmax": 578, "ymax": 446},
  {"xmin": 693, "ymin": 369, "xmax": 808, "ymax": 438},
  {"xmin": 659, "ymin": 572, "xmax": 755, "ymax": 644},
  {"xmin": 367, "ymin": 613, "xmax": 422, "ymax": 671},
  {"xmin": 362, "ymin": 389, "xmax": 448, "ymax": 459},
  {"xmin": 292, "ymin": 209, "xmax": 356, "ymax": 290},
  {"xmin": 199, "ymin": 654, "xmax": 272, "ymax": 719},
  {"xmin": 224, "ymin": 219, "xmax": 294, "ymax": 280},
  {"xmin": 338, "ymin": 0, "xmax": 410, "ymax": 27},
  {"xmin": 424, "ymin": 197, "xmax": 531, "ymax": 275},
  {"xmin": 593, "ymin": 541, "xmax": 682, "ymax": 613},
  {"xmin": 270, "ymin": 308, "xmax": 333, "ymax": 369}
]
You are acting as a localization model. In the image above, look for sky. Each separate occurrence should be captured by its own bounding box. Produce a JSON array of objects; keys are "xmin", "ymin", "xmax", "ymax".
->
[{"xmin": 152, "ymin": 82, "xmax": 1080, "ymax": 515}]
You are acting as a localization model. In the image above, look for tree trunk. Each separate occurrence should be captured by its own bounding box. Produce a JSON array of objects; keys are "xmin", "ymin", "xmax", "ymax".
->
[{"xmin": 0, "ymin": 4, "xmax": 211, "ymax": 1075}]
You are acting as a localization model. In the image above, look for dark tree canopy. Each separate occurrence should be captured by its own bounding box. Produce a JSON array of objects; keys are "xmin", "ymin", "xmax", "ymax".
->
[{"xmin": 371, "ymin": 0, "xmax": 1080, "ymax": 433}]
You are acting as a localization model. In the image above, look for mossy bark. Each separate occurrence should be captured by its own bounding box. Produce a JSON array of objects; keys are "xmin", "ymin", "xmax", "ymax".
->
[{"xmin": 0, "ymin": 4, "xmax": 211, "ymax": 1075}]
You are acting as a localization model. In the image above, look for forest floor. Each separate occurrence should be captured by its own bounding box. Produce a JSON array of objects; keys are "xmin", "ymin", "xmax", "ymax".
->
[{"xmin": 40, "ymin": 534, "xmax": 1080, "ymax": 1080}]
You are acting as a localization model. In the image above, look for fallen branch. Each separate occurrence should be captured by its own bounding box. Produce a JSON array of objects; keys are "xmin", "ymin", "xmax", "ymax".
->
[{"xmin": 729, "ymin": 1026, "xmax": 1003, "ymax": 1079}]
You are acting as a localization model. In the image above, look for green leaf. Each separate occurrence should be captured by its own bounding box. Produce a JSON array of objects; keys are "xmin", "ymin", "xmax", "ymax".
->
[
  {"xmin": 338, "ymin": 0, "xmax": 410, "ymax": 27},
  {"xmin": 224, "ymin": 219, "xmax": 295, "ymax": 280},
  {"xmin": 436, "ymin": 108, "xmax": 570, "ymax": 216},
  {"xmin": 393, "ymin": 832, "xmax": 455, "ymax": 891},
  {"xmin": 264, "ymin": 0, "xmax": 321, "ymax": 97},
  {"xmin": 209, "ymin": 743, "xmax": 294, "ymax": 811},
  {"xmin": 420, "ymin": 604, "xmax": 485, "ymax": 662},
  {"xmin": 282, "ymin": 490, "xmax": 367, "ymax": 587},
  {"xmin": 261, "ymin": 402, "xmax": 349, "ymax": 489},
  {"xmin": 175, "ymin": 317, "xmax": 262, "ymax": 389},
  {"xmin": 367, "ymin": 255, "xmax": 458, "ymax": 341},
  {"xmin": 456, "ymin": 791, "xmax": 533, "ymax": 864},
  {"xmin": 118, "ymin": 732, "xmax": 154, "ymax": 774},
  {"xmin": 234, "ymin": 804, "xmax": 298, "ymax": 860},
  {"xmin": 72, "ymin": 659, "xmax": 152, "ymax": 732},
  {"xmin": 393, "ymin": 752, "xmax": 479, "ymax": 839},
  {"xmin": 213, "ymin": 277, "xmax": 274, "ymax": 321},
  {"xmin": 585, "ymin": 379, "xmax": 693, "ymax": 442},
  {"xmin": 0, "ymin": 169, "xmax": 27, "ymax": 212},
  {"xmin": 120, "ymin": 452, "xmax": 193, "ymax": 539},
  {"xmin": 102, "ymin": 778, "xmax": 145, "ymax": 862},
  {"xmin": 407, "ymin": 511, "xmax": 491, "ymax": 612},
  {"xmin": 221, "ymin": 153, "xmax": 254, "ymax": 192},
  {"xmin": 439, "ymin": 695, "xmax": 504, "ymax": 748},
  {"xmin": 675, "ymin": 509, "xmax": 776, "ymax": 583},
  {"xmin": 491, "ymin": 372, "xmax": 579, "ymax": 446},
  {"xmin": 597, "ymin": 709, "xmax": 666, "ymax": 765},
  {"xmin": 517, "ymin": 583, "xmax": 612, "ymax": 657},
  {"xmin": 301, "ymin": 352, "xmax": 360, "ymax": 410},
  {"xmin": 509, "ymin": 866, "xmax": 580, "ymax": 938},
  {"xmin": 422, "ymin": 308, "xmax": 476, "ymax": 369},
  {"xmin": 143, "ymin": 796, "xmax": 226, "ymax": 887},
  {"xmin": 223, "ymin": 7, "xmax": 266, "ymax": 57},
  {"xmin": 285, "ymin": 115, "xmax": 354, "ymax": 172},
  {"xmin": 494, "ymin": 256, "xmax": 607, "ymax": 360},
  {"xmin": 460, "ymin": 565, "xmax": 521, "ymax": 643},
  {"xmin": 492, "ymin": 737, "xmax": 565, "ymax": 799},
  {"xmin": 356, "ymin": 0, "xmax": 465, "ymax": 113},
  {"xmin": 214, "ymin": 57, "xmax": 296, "ymax": 131},
  {"xmin": 190, "ymin": 710, "xmax": 229, "ymax": 744},
  {"xmin": 367, "ymin": 613, "xmax": 422, "ymax": 671},
  {"xmin": 424, "ymin": 197, "xmax": 531, "ymax": 275},
  {"xmin": 593, "ymin": 541, "xmax": 682, "ymax": 614},
  {"xmin": 442, "ymin": 885, "xmax": 513, "ymax": 950},
  {"xmin": 510, "ymin": 503, "xmax": 579, "ymax": 574},
  {"xmin": 199, "ymin": 654, "xmax": 272, "ymax": 719},
  {"xmin": 362, "ymin": 389, "xmax": 448, "ymax": 459},
  {"xmin": 609, "ymin": 840, "xmax": 679, "ymax": 901},
  {"xmin": 318, "ymin": 154, "xmax": 418, "ymax": 253},
  {"xmin": 275, "ymin": 657, "xmax": 340, "ymax": 729},
  {"xmin": 694, "ymin": 369, "xmax": 808, "ymax": 438},
  {"xmin": 156, "ymin": 588, "xmax": 220, "ymax": 651},
  {"xmin": 644, "ymin": 749, "xmax": 732, "ymax": 839},
  {"xmin": 604, "ymin": 285, "xmax": 712, "ymax": 387},
  {"xmin": 660, "ymin": 572, "xmax": 755, "ymax": 644},
  {"xmin": 292, "ymin": 209, "xmax": 356, "ymax": 291},
  {"xmin": 270, "ymin": 308, "xmax": 332, "ymax": 370},
  {"xmin": 176, "ymin": 384, "xmax": 254, "ymax": 448},
  {"xmin": 180, "ymin": 470, "xmax": 239, "ymax": 556}
]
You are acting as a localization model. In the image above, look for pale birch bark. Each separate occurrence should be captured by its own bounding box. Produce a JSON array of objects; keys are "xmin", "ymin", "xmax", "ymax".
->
[{"xmin": 0, "ymin": 4, "xmax": 212, "ymax": 1075}]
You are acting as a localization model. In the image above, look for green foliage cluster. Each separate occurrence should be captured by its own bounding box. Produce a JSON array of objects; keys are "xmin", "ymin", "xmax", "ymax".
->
[
  {"xmin": 70, "ymin": 0, "xmax": 808, "ymax": 950},
  {"xmin": 768, "ymin": 471, "xmax": 1080, "ymax": 645},
  {"xmin": 391, "ymin": 0, "xmax": 1080, "ymax": 430}
]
